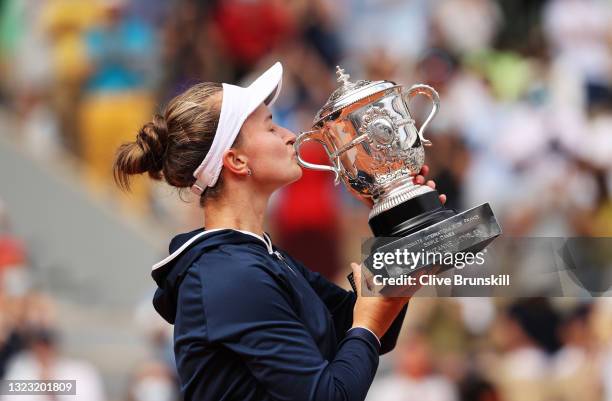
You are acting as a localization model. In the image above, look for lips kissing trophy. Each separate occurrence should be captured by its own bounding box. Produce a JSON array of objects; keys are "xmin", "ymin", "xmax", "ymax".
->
[{"xmin": 295, "ymin": 67, "xmax": 502, "ymax": 295}]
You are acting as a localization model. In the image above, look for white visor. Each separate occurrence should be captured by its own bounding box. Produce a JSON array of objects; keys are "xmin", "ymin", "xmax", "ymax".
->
[{"xmin": 191, "ymin": 62, "xmax": 283, "ymax": 195}]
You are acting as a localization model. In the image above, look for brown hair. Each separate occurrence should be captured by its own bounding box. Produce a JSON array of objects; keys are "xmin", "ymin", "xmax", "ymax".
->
[{"xmin": 113, "ymin": 82, "xmax": 239, "ymax": 207}]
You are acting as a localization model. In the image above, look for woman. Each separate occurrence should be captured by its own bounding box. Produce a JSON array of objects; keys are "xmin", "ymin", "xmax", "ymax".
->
[{"xmin": 113, "ymin": 62, "xmax": 446, "ymax": 401}]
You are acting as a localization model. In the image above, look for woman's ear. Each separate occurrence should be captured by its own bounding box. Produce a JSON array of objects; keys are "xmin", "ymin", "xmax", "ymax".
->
[{"xmin": 222, "ymin": 148, "xmax": 250, "ymax": 177}]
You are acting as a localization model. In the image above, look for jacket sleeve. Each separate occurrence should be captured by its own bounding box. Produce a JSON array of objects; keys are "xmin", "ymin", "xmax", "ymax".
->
[
  {"xmin": 286, "ymin": 253, "xmax": 407, "ymax": 354},
  {"xmin": 285, "ymin": 254, "xmax": 356, "ymax": 341},
  {"xmin": 201, "ymin": 259, "xmax": 380, "ymax": 401}
]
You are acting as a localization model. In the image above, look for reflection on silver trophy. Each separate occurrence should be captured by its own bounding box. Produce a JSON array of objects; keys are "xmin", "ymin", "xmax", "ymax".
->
[
  {"xmin": 296, "ymin": 66, "xmax": 502, "ymax": 294},
  {"xmin": 296, "ymin": 67, "xmax": 442, "ymax": 229}
]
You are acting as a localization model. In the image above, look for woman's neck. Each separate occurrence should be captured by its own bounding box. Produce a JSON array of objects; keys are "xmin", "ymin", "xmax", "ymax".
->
[{"xmin": 203, "ymin": 187, "xmax": 269, "ymax": 235}]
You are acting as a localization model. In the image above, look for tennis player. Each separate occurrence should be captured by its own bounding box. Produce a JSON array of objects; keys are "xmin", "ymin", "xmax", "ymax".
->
[{"xmin": 113, "ymin": 62, "xmax": 445, "ymax": 401}]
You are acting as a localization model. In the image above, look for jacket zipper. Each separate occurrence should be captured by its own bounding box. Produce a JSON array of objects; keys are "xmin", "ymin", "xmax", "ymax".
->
[{"xmin": 274, "ymin": 251, "xmax": 297, "ymax": 276}]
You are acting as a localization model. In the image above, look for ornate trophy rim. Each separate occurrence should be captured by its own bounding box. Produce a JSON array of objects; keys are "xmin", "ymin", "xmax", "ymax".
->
[{"xmin": 313, "ymin": 66, "xmax": 398, "ymax": 127}]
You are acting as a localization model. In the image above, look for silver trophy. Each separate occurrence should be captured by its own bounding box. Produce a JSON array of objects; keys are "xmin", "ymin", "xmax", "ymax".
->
[{"xmin": 296, "ymin": 67, "xmax": 501, "ymax": 293}]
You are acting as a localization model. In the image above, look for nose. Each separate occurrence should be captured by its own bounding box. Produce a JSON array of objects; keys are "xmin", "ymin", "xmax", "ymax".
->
[{"xmin": 283, "ymin": 127, "xmax": 297, "ymax": 146}]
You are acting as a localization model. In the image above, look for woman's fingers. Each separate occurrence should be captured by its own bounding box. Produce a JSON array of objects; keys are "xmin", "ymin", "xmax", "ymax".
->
[
  {"xmin": 420, "ymin": 164, "xmax": 430, "ymax": 176},
  {"xmin": 412, "ymin": 164, "xmax": 448, "ymax": 205},
  {"xmin": 413, "ymin": 164, "xmax": 430, "ymax": 185}
]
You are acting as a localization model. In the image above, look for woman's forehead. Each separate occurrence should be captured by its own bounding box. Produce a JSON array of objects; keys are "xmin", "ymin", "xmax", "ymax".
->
[
  {"xmin": 249, "ymin": 103, "xmax": 272, "ymax": 122},
  {"xmin": 241, "ymin": 103, "xmax": 271, "ymax": 135}
]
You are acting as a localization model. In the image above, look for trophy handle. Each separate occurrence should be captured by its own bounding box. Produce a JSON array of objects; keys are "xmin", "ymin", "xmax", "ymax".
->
[
  {"xmin": 294, "ymin": 129, "xmax": 341, "ymax": 184},
  {"xmin": 404, "ymin": 84, "xmax": 440, "ymax": 147}
]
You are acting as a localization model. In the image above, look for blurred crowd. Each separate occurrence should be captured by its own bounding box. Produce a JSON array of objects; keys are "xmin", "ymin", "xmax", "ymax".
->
[
  {"xmin": 0, "ymin": 198, "xmax": 181, "ymax": 401},
  {"xmin": 1, "ymin": 0, "xmax": 612, "ymax": 400},
  {"xmin": 367, "ymin": 297, "xmax": 612, "ymax": 401}
]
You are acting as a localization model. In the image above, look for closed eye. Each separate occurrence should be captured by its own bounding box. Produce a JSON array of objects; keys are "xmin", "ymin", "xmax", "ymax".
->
[{"xmin": 266, "ymin": 114, "xmax": 275, "ymax": 132}]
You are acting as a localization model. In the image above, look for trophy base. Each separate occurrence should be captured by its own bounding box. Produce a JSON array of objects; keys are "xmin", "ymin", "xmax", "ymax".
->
[
  {"xmin": 369, "ymin": 190, "xmax": 454, "ymax": 237},
  {"xmin": 364, "ymin": 196, "xmax": 502, "ymax": 297}
]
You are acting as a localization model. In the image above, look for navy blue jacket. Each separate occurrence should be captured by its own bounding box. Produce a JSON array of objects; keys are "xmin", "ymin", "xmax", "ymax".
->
[{"xmin": 151, "ymin": 228, "xmax": 407, "ymax": 401}]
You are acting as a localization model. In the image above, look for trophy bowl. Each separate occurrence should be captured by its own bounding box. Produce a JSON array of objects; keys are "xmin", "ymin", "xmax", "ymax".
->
[{"xmin": 295, "ymin": 66, "xmax": 455, "ymax": 236}]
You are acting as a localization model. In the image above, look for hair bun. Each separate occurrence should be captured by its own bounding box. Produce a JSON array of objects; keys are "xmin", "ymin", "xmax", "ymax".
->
[
  {"xmin": 113, "ymin": 81, "xmax": 223, "ymax": 196},
  {"xmin": 136, "ymin": 114, "xmax": 168, "ymax": 179}
]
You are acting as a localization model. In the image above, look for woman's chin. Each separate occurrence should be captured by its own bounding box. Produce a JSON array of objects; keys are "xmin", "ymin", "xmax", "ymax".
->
[
  {"xmin": 288, "ymin": 165, "xmax": 303, "ymax": 183},
  {"xmin": 293, "ymin": 166, "xmax": 303, "ymax": 181},
  {"xmin": 275, "ymin": 167, "xmax": 303, "ymax": 189}
]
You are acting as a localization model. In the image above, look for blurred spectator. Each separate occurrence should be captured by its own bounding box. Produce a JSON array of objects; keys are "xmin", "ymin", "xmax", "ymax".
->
[
  {"xmin": 0, "ymin": 200, "xmax": 27, "ymax": 293},
  {"xmin": 458, "ymin": 374, "xmax": 500, "ymax": 401},
  {"xmin": 134, "ymin": 290, "xmax": 175, "ymax": 373},
  {"xmin": 495, "ymin": 0, "xmax": 548, "ymax": 55},
  {"xmin": 297, "ymin": 0, "xmax": 343, "ymax": 69},
  {"xmin": 0, "ymin": 297, "xmax": 25, "ymax": 379},
  {"xmin": 1, "ymin": 327, "xmax": 106, "ymax": 401},
  {"xmin": 432, "ymin": 0, "xmax": 502, "ymax": 56},
  {"xmin": 0, "ymin": 291, "xmax": 105, "ymax": 400},
  {"xmin": 488, "ymin": 299, "xmax": 561, "ymax": 401},
  {"xmin": 551, "ymin": 304, "xmax": 604, "ymax": 401},
  {"xmin": 0, "ymin": 0, "xmax": 61, "ymax": 158},
  {"xmin": 126, "ymin": 360, "xmax": 178, "ymax": 401},
  {"xmin": 338, "ymin": 0, "xmax": 430, "ymax": 63},
  {"xmin": 367, "ymin": 330, "xmax": 458, "ymax": 401},
  {"xmin": 602, "ymin": 299, "xmax": 612, "ymax": 401},
  {"xmin": 160, "ymin": 0, "xmax": 219, "ymax": 94},
  {"xmin": 78, "ymin": 0, "xmax": 158, "ymax": 211},
  {"xmin": 210, "ymin": 0, "xmax": 297, "ymax": 79},
  {"xmin": 40, "ymin": 0, "xmax": 102, "ymax": 157},
  {"xmin": 0, "ymin": 293, "xmax": 55, "ymax": 380},
  {"xmin": 543, "ymin": 0, "xmax": 612, "ymax": 88},
  {"xmin": 424, "ymin": 133, "xmax": 469, "ymax": 212}
]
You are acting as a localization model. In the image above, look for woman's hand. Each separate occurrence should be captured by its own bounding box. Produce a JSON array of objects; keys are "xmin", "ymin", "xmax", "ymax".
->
[
  {"xmin": 414, "ymin": 164, "xmax": 446, "ymax": 205},
  {"xmin": 349, "ymin": 262, "xmax": 409, "ymax": 340},
  {"xmin": 358, "ymin": 164, "xmax": 446, "ymax": 208}
]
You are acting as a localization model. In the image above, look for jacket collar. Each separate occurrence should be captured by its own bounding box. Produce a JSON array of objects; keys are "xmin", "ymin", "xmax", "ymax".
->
[{"xmin": 152, "ymin": 228, "xmax": 274, "ymax": 271}]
